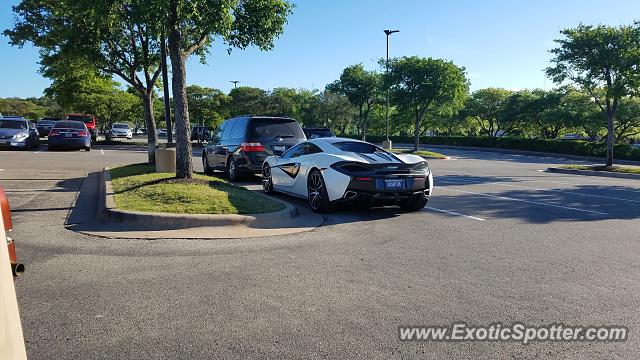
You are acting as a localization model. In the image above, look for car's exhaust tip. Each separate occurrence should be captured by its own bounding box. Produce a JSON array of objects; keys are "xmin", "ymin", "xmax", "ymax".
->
[
  {"xmin": 343, "ymin": 191, "xmax": 358, "ymax": 200},
  {"xmin": 11, "ymin": 263, "xmax": 25, "ymax": 277}
]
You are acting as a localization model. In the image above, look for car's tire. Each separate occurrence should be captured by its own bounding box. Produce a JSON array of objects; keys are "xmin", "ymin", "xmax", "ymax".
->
[
  {"xmin": 262, "ymin": 164, "xmax": 274, "ymax": 194},
  {"xmin": 48, "ymin": 145, "xmax": 56, "ymax": 152},
  {"xmin": 202, "ymin": 153, "xmax": 213, "ymax": 175},
  {"xmin": 85, "ymin": 146, "xmax": 91, "ymax": 152},
  {"xmin": 399, "ymin": 193, "xmax": 429, "ymax": 212},
  {"xmin": 226, "ymin": 157, "xmax": 240, "ymax": 181},
  {"xmin": 307, "ymin": 169, "xmax": 331, "ymax": 213}
]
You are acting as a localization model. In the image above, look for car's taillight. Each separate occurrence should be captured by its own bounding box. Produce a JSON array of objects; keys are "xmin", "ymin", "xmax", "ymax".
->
[
  {"xmin": 354, "ymin": 177, "xmax": 373, "ymax": 181},
  {"xmin": 241, "ymin": 143, "xmax": 265, "ymax": 152},
  {"xmin": 49, "ymin": 129, "xmax": 60, "ymax": 136},
  {"xmin": 79, "ymin": 130, "xmax": 88, "ymax": 136}
]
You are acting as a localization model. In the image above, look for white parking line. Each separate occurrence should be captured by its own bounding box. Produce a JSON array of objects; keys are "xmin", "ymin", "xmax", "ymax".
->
[
  {"xmin": 440, "ymin": 179, "xmax": 640, "ymax": 204},
  {"xmin": 426, "ymin": 207, "xmax": 486, "ymax": 221},
  {"xmin": 100, "ymin": 149, "xmax": 104, "ymax": 155},
  {"xmin": 438, "ymin": 186, "xmax": 608, "ymax": 215}
]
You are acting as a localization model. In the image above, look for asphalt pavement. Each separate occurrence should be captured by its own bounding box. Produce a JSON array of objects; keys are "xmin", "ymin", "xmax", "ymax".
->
[{"xmin": 1, "ymin": 144, "xmax": 639, "ymax": 359}]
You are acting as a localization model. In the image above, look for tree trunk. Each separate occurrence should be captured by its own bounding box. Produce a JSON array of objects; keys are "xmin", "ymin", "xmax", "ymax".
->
[
  {"xmin": 168, "ymin": 6, "xmax": 192, "ymax": 179},
  {"xmin": 142, "ymin": 92, "xmax": 158, "ymax": 164},
  {"xmin": 606, "ymin": 112, "xmax": 614, "ymax": 167}
]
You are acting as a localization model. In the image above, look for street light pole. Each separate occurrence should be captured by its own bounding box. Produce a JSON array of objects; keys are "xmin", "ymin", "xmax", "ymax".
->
[
  {"xmin": 230, "ymin": 80, "xmax": 240, "ymax": 89},
  {"xmin": 384, "ymin": 29, "xmax": 399, "ymax": 149}
]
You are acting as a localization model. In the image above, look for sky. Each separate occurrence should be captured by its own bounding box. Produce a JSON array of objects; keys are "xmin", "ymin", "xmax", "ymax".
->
[{"xmin": 1, "ymin": 0, "xmax": 639, "ymax": 98}]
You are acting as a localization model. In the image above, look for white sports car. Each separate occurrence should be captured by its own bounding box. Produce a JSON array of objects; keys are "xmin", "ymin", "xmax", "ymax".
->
[{"xmin": 262, "ymin": 137, "xmax": 433, "ymax": 212}]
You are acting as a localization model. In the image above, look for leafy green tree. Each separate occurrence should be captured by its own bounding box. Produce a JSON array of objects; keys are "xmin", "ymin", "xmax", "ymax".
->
[
  {"xmin": 465, "ymin": 88, "xmax": 515, "ymax": 137},
  {"xmin": 615, "ymin": 97, "xmax": 640, "ymax": 141},
  {"xmin": 163, "ymin": 0, "xmax": 293, "ymax": 178},
  {"xmin": 327, "ymin": 64, "xmax": 382, "ymax": 141},
  {"xmin": 388, "ymin": 56, "xmax": 468, "ymax": 150},
  {"xmin": 186, "ymin": 85, "xmax": 231, "ymax": 129},
  {"xmin": 546, "ymin": 22, "xmax": 640, "ymax": 166},
  {"xmin": 229, "ymin": 87, "xmax": 269, "ymax": 116},
  {"xmin": 5, "ymin": 0, "xmax": 164, "ymax": 163}
]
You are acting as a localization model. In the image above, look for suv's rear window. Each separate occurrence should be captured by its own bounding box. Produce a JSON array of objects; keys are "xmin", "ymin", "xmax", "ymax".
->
[
  {"xmin": 250, "ymin": 118, "xmax": 305, "ymax": 140},
  {"xmin": 54, "ymin": 121, "xmax": 86, "ymax": 129}
]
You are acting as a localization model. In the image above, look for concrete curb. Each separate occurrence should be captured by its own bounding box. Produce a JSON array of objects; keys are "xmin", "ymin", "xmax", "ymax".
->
[
  {"xmin": 100, "ymin": 167, "xmax": 300, "ymax": 229},
  {"xmin": 546, "ymin": 167, "xmax": 640, "ymax": 180}
]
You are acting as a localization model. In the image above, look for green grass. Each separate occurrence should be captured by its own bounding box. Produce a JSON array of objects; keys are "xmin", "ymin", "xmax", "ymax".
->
[
  {"xmin": 388, "ymin": 148, "xmax": 447, "ymax": 159},
  {"xmin": 559, "ymin": 165, "xmax": 640, "ymax": 174},
  {"xmin": 109, "ymin": 164, "xmax": 285, "ymax": 214}
]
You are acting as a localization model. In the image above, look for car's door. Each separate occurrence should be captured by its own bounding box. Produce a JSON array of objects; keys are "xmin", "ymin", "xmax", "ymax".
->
[
  {"xmin": 271, "ymin": 142, "xmax": 309, "ymax": 191},
  {"xmin": 290, "ymin": 143, "xmax": 323, "ymax": 195},
  {"xmin": 215, "ymin": 119, "xmax": 236, "ymax": 168},
  {"xmin": 27, "ymin": 122, "xmax": 38, "ymax": 145},
  {"xmin": 210, "ymin": 120, "xmax": 230, "ymax": 168}
]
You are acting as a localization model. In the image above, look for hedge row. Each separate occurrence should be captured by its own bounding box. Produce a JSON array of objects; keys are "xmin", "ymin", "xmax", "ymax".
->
[{"xmin": 341, "ymin": 135, "xmax": 640, "ymax": 161}]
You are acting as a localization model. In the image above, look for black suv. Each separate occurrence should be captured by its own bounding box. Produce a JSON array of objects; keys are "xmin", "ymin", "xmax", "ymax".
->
[{"xmin": 202, "ymin": 116, "xmax": 306, "ymax": 181}]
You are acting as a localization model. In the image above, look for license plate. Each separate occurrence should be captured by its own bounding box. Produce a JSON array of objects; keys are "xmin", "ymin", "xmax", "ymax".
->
[
  {"xmin": 384, "ymin": 178, "xmax": 404, "ymax": 189},
  {"xmin": 273, "ymin": 146, "xmax": 286, "ymax": 152},
  {"xmin": 65, "ymin": 133, "xmax": 73, "ymax": 137}
]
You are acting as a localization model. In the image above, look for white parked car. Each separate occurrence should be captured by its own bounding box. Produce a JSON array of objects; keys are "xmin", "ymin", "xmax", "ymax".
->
[
  {"xmin": 110, "ymin": 123, "xmax": 133, "ymax": 139},
  {"xmin": 262, "ymin": 138, "xmax": 433, "ymax": 213}
]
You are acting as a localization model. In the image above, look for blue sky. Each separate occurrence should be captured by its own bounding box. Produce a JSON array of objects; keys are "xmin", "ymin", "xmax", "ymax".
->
[{"xmin": 1, "ymin": 0, "xmax": 639, "ymax": 98}]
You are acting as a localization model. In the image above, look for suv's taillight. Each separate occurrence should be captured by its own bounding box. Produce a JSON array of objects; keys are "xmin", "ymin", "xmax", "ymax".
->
[{"xmin": 241, "ymin": 143, "xmax": 265, "ymax": 152}]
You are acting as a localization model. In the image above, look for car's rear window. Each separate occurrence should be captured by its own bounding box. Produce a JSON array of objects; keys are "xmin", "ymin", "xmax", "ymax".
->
[
  {"xmin": 67, "ymin": 115, "xmax": 94, "ymax": 123},
  {"xmin": 54, "ymin": 121, "xmax": 86, "ymax": 129},
  {"xmin": 332, "ymin": 141, "xmax": 385, "ymax": 154},
  {"xmin": 250, "ymin": 118, "xmax": 305, "ymax": 140},
  {"xmin": 113, "ymin": 124, "xmax": 129, "ymax": 129},
  {"xmin": 0, "ymin": 120, "xmax": 27, "ymax": 129}
]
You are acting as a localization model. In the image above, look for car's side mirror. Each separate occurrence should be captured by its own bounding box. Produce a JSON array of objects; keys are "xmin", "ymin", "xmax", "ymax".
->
[{"xmin": 273, "ymin": 149, "xmax": 283, "ymax": 157}]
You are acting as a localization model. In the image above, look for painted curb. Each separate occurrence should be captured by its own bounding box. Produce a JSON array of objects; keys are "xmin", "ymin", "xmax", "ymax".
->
[
  {"xmin": 546, "ymin": 167, "xmax": 640, "ymax": 180},
  {"xmin": 100, "ymin": 167, "xmax": 299, "ymax": 228}
]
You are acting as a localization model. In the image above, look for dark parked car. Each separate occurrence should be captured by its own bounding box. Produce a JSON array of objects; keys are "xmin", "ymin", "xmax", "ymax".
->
[
  {"xmin": 36, "ymin": 118, "xmax": 61, "ymax": 137},
  {"xmin": 48, "ymin": 120, "xmax": 92, "ymax": 151},
  {"xmin": 66, "ymin": 114, "xmax": 97, "ymax": 141},
  {"xmin": 202, "ymin": 116, "xmax": 306, "ymax": 181},
  {"xmin": 0, "ymin": 117, "xmax": 40, "ymax": 150},
  {"xmin": 191, "ymin": 126, "xmax": 210, "ymax": 141},
  {"xmin": 303, "ymin": 127, "xmax": 335, "ymax": 139}
]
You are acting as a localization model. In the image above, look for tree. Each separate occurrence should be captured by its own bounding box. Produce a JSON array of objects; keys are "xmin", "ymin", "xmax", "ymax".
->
[
  {"xmin": 163, "ymin": 0, "xmax": 293, "ymax": 178},
  {"xmin": 546, "ymin": 22, "xmax": 640, "ymax": 166},
  {"xmin": 327, "ymin": 64, "xmax": 382, "ymax": 141},
  {"xmin": 186, "ymin": 85, "xmax": 231, "ymax": 129},
  {"xmin": 465, "ymin": 88, "xmax": 515, "ymax": 137},
  {"xmin": 388, "ymin": 56, "xmax": 468, "ymax": 150},
  {"xmin": 5, "ymin": 0, "xmax": 163, "ymax": 163},
  {"xmin": 229, "ymin": 87, "xmax": 269, "ymax": 116},
  {"xmin": 615, "ymin": 97, "xmax": 640, "ymax": 141}
]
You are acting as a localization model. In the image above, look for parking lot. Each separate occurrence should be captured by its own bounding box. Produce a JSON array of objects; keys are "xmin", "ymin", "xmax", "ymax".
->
[{"xmin": 1, "ymin": 144, "xmax": 639, "ymax": 359}]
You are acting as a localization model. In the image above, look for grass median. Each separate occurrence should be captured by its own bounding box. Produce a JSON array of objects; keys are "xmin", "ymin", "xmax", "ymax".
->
[
  {"xmin": 559, "ymin": 165, "xmax": 640, "ymax": 174},
  {"xmin": 109, "ymin": 163, "xmax": 285, "ymax": 214},
  {"xmin": 389, "ymin": 149, "xmax": 448, "ymax": 159}
]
